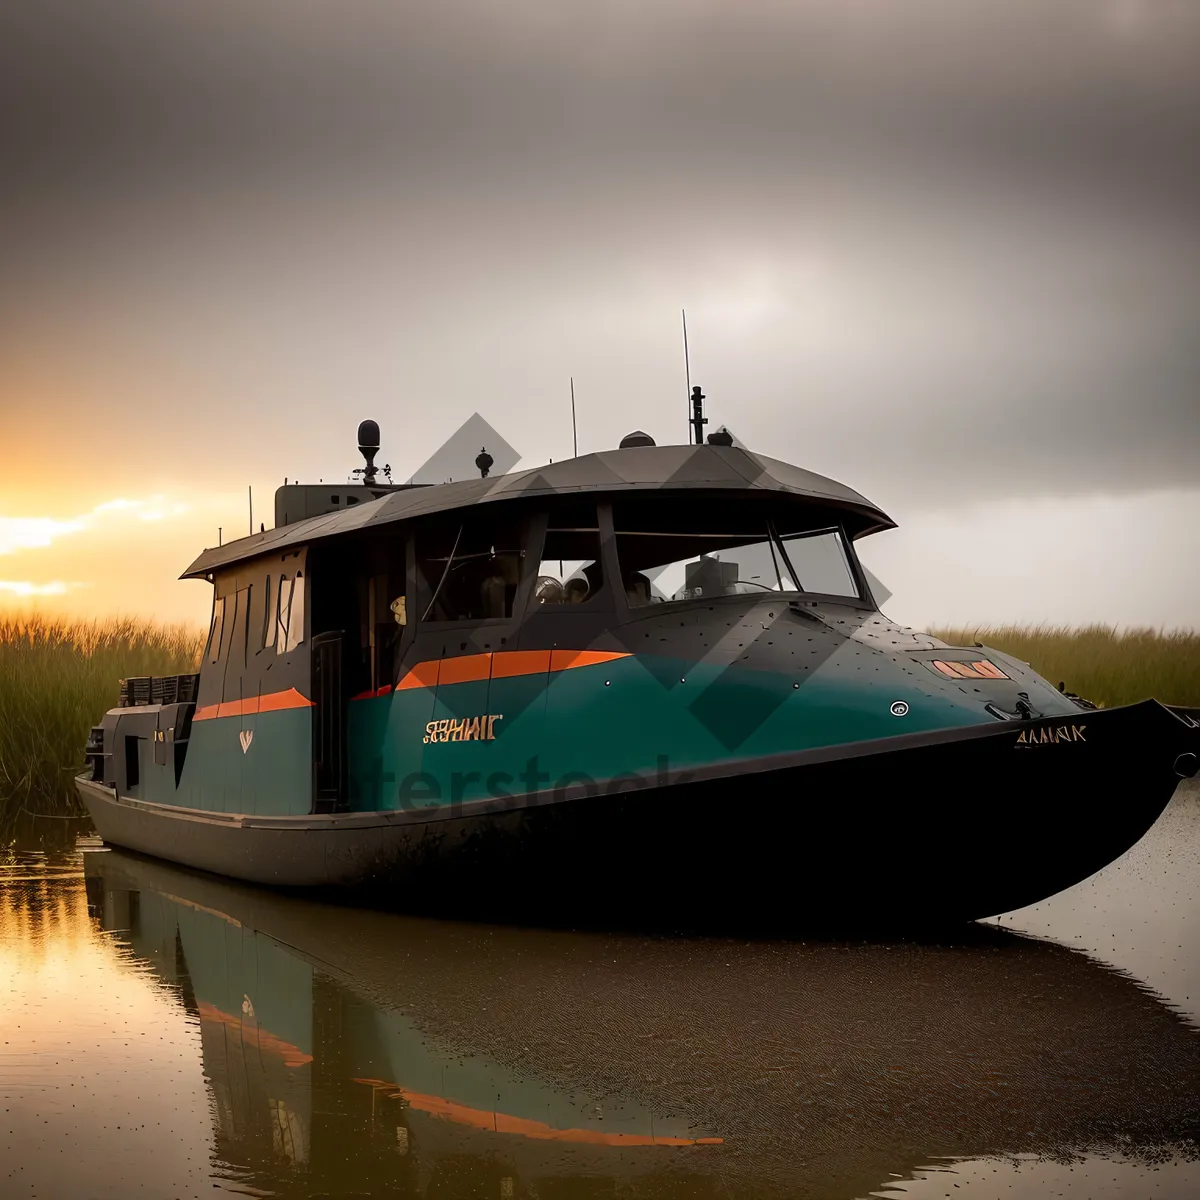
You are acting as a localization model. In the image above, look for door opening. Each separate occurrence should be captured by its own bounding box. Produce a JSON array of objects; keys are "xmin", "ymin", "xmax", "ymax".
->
[{"xmin": 312, "ymin": 631, "xmax": 346, "ymax": 812}]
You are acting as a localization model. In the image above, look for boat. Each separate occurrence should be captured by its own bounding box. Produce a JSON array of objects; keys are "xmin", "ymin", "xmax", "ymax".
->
[{"xmin": 76, "ymin": 405, "xmax": 1200, "ymax": 925}]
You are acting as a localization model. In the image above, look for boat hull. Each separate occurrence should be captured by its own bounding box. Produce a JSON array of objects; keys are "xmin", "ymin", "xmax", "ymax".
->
[{"xmin": 78, "ymin": 699, "xmax": 1197, "ymax": 927}]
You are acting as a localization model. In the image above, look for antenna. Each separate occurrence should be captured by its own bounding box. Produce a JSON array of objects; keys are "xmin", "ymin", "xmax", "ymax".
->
[
  {"xmin": 682, "ymin": 308, "xmax": 692, "ymax": 443},
  {"xmin": 570, "ymin": 377, "xmax": 578, "ymax": 457}
]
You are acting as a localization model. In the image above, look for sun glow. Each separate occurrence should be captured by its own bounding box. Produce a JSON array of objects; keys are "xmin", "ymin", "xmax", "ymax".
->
[
  {"xmin": 0, "ymin": 496, "xmax": 191, "ymax": 556},
  {"xmin": 0, "ymin": 516, "xmax": 89, "ymax": 556},
  {"xmin": 0, "ymin": 491, "xmax": 220, "ymax": 623},
  {"xmin": 0, "ymin": 580, "xmax": 88, "ymax": 597}
]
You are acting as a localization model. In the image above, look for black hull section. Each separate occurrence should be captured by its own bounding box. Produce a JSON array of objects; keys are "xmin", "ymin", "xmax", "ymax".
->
[{"xmin": 78, "ymin": 700, "xmax": 1197, "ymax": 927}]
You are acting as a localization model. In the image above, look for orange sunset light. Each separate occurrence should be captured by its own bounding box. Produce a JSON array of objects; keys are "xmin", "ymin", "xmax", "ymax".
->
[{"xmin": 0, "ymin": 493, "xmax": 246, "ymax": 626}]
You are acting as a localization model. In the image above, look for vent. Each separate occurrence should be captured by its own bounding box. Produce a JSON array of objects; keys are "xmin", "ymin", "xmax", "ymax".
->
[{"xmin": 119, "ymin": 674, "xmax": 200, "ymax": 707}]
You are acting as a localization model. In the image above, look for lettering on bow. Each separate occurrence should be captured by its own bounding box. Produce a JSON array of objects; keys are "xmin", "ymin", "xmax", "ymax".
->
[
  {"xmin": 423, "ymin": 714, "xmax": 504, "ymax": 744},
  {"xmin": 1015, "ymin": 725, "xmax": 1087, "ymax": 747}
]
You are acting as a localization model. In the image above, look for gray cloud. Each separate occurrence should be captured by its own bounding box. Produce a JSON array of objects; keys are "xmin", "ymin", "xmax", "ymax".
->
[
  {"xmin": 1, "ymin": 0, "xmax": 1197, "ymax": 509},
  {"xmin": 4, "ymin": 2, "xmax": 1199, "ymax": 194}
]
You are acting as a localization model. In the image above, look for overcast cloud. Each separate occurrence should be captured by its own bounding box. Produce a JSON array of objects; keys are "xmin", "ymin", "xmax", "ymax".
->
[{"xmin": 1, "ymin": 2, "xmax": 1197, "ymax": 598}]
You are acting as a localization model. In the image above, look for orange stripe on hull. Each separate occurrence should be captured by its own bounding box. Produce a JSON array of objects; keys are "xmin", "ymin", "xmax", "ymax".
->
[
  {"xmin": 439, "ymin": 652, "xmax": 493, "ymax": 686},
  {"xmin": 352, "ymin": 1078, "xmax": 721, "ymax": 1147},
  {"xmin": 549, "ymin": 649, "xmax": 629, "ymax": 672},
  {"xmin": 199, "ymin": 653, "xmax": 630, "ymax": 715},
  {"xmin": 396, "ymin": 660, "xmax": 441, "ymax": 691},
  {"xmin": 197, "ymin": 1001, "xmax": 314, "ymax": 1067},
  {"xmin": 387, "ymin": 649, "xmax": 630, "ymax": 693},
  {"xmin": 489, "ymin": 652, "xmax": 549, "ymax": 681},
  {"xmin": 259, "ymin": 687, "xmax": 314, "ymax": 713},
  {"xmin": 491, "ymin": 649, "xmax": 552, "ymax": 678},
  {"xmin": 159, "ymin": 890, "xmax": 241, "ymax": 929},
  {"xmin": 193, "ymin": 687, "xmax": 314, "ymax": 721}
]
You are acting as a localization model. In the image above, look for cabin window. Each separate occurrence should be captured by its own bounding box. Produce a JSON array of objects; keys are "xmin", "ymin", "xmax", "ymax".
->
[
  {"xmin": 532, "ymin": 510, "xmax": 604, "ymax": 607},
  {"xmin": 416, "ymin": 514, "xmax": 523, "ymax": 622},
  {"xmin": 613, "ymin": 500, "xmax": 862, "ymax": 606},
  {"xmin": 776, "ymin": 529, "xmax": 859, "ymax": 599},
  {"xmin": 615, "ymin": 525, "xmax": 790, "ymax": 606},
  {"xmin": 206, "ymin": 597, "xmax": 225, "ymax": 664},
  {"xmin": 276, "ymin": 571, "xmax": 306, "ymax": 653},
  {"xmin": 288, "ymin": 571, "xmax": 306, "ymax": 651},
  {"xmin": 260, "ymin": 574, "xmax": 274, "ymax": 651},
  {"xmin": 275, "ymin": 575, "xmax": 291, "ymax": 649}
]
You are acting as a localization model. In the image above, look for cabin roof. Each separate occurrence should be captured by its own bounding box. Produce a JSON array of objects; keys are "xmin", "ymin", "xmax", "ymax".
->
[{"xmin": 181, "ymin": 443, "xmax": 896, "ymax": 579}]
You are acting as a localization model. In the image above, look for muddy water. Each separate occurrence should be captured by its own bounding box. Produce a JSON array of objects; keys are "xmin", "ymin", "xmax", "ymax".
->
[{"xmin": 2, "ymin": 784, "xmax": 1198, "ymax": 1200}]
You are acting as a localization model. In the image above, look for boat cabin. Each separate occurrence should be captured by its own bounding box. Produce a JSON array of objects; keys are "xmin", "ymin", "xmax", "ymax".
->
[{"xmin": 93, "ymin": 441, "xmax": 899, "ymax": 819}]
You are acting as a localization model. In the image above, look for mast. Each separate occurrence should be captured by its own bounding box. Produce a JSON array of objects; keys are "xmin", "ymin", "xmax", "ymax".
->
[{"xmin": 682, "ymin": 308, "xmax": 692, "ymax": 442}]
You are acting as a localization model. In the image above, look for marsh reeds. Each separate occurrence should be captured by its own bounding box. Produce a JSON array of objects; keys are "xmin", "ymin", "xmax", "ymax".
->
[
  {"xmin": 0, "ymin": 614, "xmax": 1195, "ymax": 834},
  {"xmin": 932, "ymin": 624, "xmax": 1200, "ymax": 711},
  {"xmin": 0, "ymin": 614, "xmax": 203, "ymax": 831}
]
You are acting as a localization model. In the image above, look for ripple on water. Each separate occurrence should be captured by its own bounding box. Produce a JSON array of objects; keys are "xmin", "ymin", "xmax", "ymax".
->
[{"xmin": 1, "ymin": 786, "xmax": 1198, "ymax": 1200}]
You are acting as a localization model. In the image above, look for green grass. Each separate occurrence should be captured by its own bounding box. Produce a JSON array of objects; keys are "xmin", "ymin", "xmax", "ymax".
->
[
  {"xmin": 0, "ymin": 614, "xmax": 203, "ymax": 832},
  {"xmin": 933, "ymin": 624, "xmax": 1200, "ymax": 710},
  {"xmin": 1, "ymin": 616, "xmax": 1195, "ymax": 836}
]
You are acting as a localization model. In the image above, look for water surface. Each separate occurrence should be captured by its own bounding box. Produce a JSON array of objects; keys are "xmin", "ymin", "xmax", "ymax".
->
[{"xmin": 2, "ymin": 783, "xmax": 1198, "ymax": 1199}]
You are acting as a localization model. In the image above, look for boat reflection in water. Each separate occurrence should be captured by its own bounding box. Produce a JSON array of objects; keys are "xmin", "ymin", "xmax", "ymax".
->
[
  {"xmin": 84, "ymin": 848, "xmax": 1200, "ymax": 1199},
  {"xmin": 84, "ymin": 849, "xmax": 721, "ymax": 1199}
]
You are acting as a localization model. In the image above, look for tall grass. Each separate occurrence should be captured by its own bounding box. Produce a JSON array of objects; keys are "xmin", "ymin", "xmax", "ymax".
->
[
  {"xmin": 1, "ymin": 615, "xmax": 1195, "ymax": 834},
  {"xmin": 0, "ymin": 614, "xmax": 204, "ymax": 830},
  {"xmin": 933, "ymin": 624, "xmax": 1200, "ymax": 710}
]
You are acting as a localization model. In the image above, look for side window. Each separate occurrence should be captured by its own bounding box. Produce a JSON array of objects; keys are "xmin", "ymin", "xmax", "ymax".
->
[
  {"xmin": 276, "ymin": 575, "xmax": 293, "ymax": 652},
  {"xmin": 285, "ymin": 571, "xmax": 305, "ymax": 652},
  {"xmin": 274, "ymin": 572, "xmax": 307, "ymax": 654},
  {"xmin": 261, "ymin": 573, "xmax": 274, "ymax": 651},
  {"xmin": 778, "ymin": 530, "xmax": 859, "ymax": 599},
  {"xmin": 206, "ymin": 596, "xmax": 225, "ymax": 664},
  {"xmin": 532, "ymin": 508, "xmax": 604, "ymax": 607},
  {"xmin": 416, "ymin": 515, "xmax": 523, "ymax": 622}
]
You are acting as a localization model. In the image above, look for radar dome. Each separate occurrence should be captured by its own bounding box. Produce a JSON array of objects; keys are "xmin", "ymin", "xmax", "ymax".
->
[
  {"xmin": 357, "ymin": 420, "xmax": 381, "ymax": 485},
  {"xmin": 357, "ymin": 420, "xmax": 380, "ymax": 451},
  {"xmin": 619, "ymin": 430, "xmax": 656, "ymax": 448}
]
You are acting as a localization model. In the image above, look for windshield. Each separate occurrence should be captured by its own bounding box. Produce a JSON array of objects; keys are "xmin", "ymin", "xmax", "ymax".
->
[{"xmin": 614, "ymin": 514, "xmax": 861, "ymax": 607}]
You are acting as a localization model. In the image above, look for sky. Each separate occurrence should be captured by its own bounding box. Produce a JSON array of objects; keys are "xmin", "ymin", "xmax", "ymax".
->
[{"xmin": 1, "ymin": 0, "xmax": 1197, "ymax": 632}]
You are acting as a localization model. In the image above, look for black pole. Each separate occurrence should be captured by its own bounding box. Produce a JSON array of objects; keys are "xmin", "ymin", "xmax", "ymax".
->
[
  {"xmin": 682, "ymin": 309, "xmax": 691, "ymax": 442},
  {"xmin": 570, "ymin": 377, "xmax": 578, "ymax": 457},
  {"xmin": 690, "ymin": 386, "xmax": 707, "ymax": 445}
]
